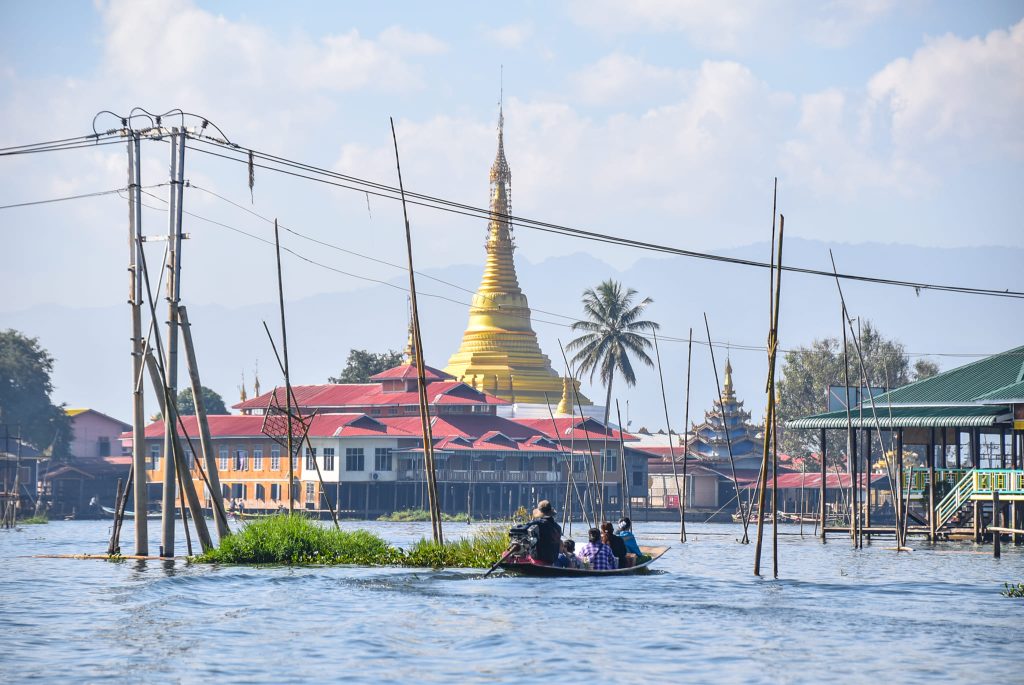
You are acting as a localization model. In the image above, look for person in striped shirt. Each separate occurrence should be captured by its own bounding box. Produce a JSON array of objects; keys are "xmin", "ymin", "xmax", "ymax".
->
[{"xmin": 577, "ymin": 527, "xmax": 618, "ymax": 570}]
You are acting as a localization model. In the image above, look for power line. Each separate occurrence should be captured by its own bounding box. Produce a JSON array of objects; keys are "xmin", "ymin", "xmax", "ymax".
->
[
  {"xmin": 181, "ymin": 134, "xmax": 1024, "ymax": 301},
  {"xmin": 140, "ymin": 185, "xmax": 1015, "ymax": 362},
  {"xmin": 0, "ymin": 184, "xmax": 166, "ymax": 211}
]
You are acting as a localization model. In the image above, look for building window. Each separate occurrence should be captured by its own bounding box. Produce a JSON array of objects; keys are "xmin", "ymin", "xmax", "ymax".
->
[
  {"xmin": 235, "ymin": 449, "xmax": 249, "ymax": 471},
  {"xmin": 305, "ymin": 446, "xmax": 317, "ymax": 471},
  {"xmin": 305, "ymin": 482, "xmax": 315, "ymax": 503},
  {"xmin": 291, "ymin": 452, "xmax": 299, "ymax": 472},
  {"xmin": 219, "ymin": 446, "xmax": 230, "ymax": 471},
  {"xmin": 573, "ymin": 457, "xmax": 585, "ymax": 474},
  {"xmin": 184, "ymin": 445, "xmax": 195, "ymax": 470},
  {"xmin": 633, "ymin": 471, "xmax": 644, "ymax": 488},
  {"xmin": 253, "ymin": 447, "xmax": 263, "ymax": 470},
  {"xmin": 256, "ymin": 484, "xmax": 266, "ymax": 501},
  {"xmin": 323, "ymin": 447, "xmax": 335, "ymax": 471},
  {"xmin": 97, "ymin": 436, "xmax": 111, "ymax": 456},
  {"xmin": 346, "ymin": 448, "xmax": 365, "ymax": 471},
  {"xmin": 374, "ymin": 447, "xmax": 393, "ymax": 471},
  {"xmin": 270, "ymin": 483, "xmax": 281, "ymax": 500},
  {"xmin": 148, "ymin": 444, "xmax": 160, "ymax": 470},
  {"xmin": 604, "ymin": 451, "xmax": 618, "ymax": 472},
  {"xmin": 270, "ymin": 446, "xmax": 281, "ymax": 471}
]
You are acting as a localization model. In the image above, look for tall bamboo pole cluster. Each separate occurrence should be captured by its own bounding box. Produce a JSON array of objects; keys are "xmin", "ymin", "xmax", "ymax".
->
[
  {"xmin": 754, "ymin": 208, "xmax": 785, "ymax": 576},
  {"xmin": 390, "ymin": 119, "xmax": 442, "ymax": 543},
  {"xmin": 112, "ymin": 125, "xmax": 229, "ymax": 557}
]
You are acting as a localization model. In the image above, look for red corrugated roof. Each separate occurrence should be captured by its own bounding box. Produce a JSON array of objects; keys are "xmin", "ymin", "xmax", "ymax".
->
[
  {"xmin": 131, "ymin": 413, "xmax": 418, "ymax": 440},
  {"xmin": 515, "ymin": 417, "xmax": 636, "ymax": 443},
  {"xmin": 369, "ymin": 363, "xmax": 453, "ymax": 381},
  {"xmin": 233, "ymin": 380, "xmax": 506, "ymax": 411},
  {"xmin": 741, "ymin": 472, "xmax": 887, "ymax": 489}
]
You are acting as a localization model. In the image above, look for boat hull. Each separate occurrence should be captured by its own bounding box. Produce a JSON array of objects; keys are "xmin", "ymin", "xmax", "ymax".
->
[{"xmin": 498, "ymin": 546, "xmax": 668, "ymax": 577}]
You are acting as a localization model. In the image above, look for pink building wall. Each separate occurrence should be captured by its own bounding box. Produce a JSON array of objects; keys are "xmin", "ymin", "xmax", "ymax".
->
[{"xmin": 69, "ymin": 411, "xmax": 130, "ymax": 458}]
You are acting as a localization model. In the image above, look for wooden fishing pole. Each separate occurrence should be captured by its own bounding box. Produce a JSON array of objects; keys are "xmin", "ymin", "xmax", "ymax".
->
[
  {"xmin": 704, "ymin": 313, "xmax": 751, "ymax": 544},
  {"xmin": 615, "ymin": 400, "xmax": 631, "ymax": 521},
  {"xmin": 652, "ymin": 330, "xmax": 685, "ymax": 543},
  {"xmin": 273, "ymin": 221, "xmax": 295, "ymax": 515},
  {"xmin": 544, "ymin": 392, "xmax": 590, "ymax": 532},
  {"xmin": 771, "ymin": 217, "xmax": 784, "ymax": 579},
  {"xmin": 390, "ymin": 118, "xmax": 442, "ymax": 543},
  {"xmin": 680, "ymin": 327, "xmax": 694, "ymax": 543}
]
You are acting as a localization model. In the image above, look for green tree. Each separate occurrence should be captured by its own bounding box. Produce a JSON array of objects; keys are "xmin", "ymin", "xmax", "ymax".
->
[
  {"xmin": 177, "ymin": 386, "xmax": 228, "ymax": 415},
  {"xmin": 912, "ymin": 358, "xmax": 940, "ymax": 381},
  {"xmin": 777, "ymin": 321, "xmax": 910, "ymax": 463},
  {"xmin": 0, "ymin": 330, "xmax": 71, "ymax": 454},
  {"xmin": 329, "ymin": 349, "xmax": 404, "ymax": 384},
  {"xmin": 566, "ymin": 280, "xmax": 659, "ymax": 423}
]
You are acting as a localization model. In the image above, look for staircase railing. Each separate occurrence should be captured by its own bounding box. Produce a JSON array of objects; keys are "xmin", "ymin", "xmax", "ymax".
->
[{"xmin": 934, "ymin": 470, "xmax": 977, "ymax": 529}]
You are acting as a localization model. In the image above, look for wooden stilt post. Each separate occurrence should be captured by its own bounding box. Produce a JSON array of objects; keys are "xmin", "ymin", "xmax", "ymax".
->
[
  {"xmin": 928, "ymin": 427, "xmax": 937, "ymax": 543},
  {"xmin": 992, "ymin": 489, "xmax": 1001, "ymax": 559},
  {"xmin": 126, "ymin": 130, "xmax": 148, "ymax": 556},
  {"xmin": 819, "ymin": 428, "xmax": 827, "ymax": 543},
  {"xmin": 864, "ymin": 428, "xmax": 872, "ymax": 537},
  {"xmin": 652, "ymin": 331, "xmax": 685, "ymax": 543},
  {"xmin": 681, "ymin": 328, "xmax": 694, "ymax": 543},
  {"xmin": 896, "ymin": 428, "xmax": 906, "ymax": 549}
]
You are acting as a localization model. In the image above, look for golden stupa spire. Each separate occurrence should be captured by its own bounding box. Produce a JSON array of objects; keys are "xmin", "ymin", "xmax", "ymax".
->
[
  {"xmin": 403, "ymin": 296, "xmax": 417, "ymax": 365},
  {"xmin": 722, "ymin": 356, "xmax": 736, "ymax": 402},
  {"xmin": 444, "ymin": 97, "xmax": 590, "ymax": 407},
  {"xmin": 555, "ymin": 376, "xmax": 576, "ymax": 416}
]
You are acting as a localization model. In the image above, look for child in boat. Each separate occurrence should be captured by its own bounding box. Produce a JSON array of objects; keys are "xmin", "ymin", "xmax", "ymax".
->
[
  {"xmin": 601, "ymin": 521, "xmax": 629, "ymax": 567},
  {"xmin": 577, "ymin": 527, "xmax": 618, "ymax": 570},
  {"xmin": 555, "ymin": 539, "xmax": 581, "ymax": 569},
  {"xmin": 615, "ymin": 517, "xmax": 650, "ymax": 564}
]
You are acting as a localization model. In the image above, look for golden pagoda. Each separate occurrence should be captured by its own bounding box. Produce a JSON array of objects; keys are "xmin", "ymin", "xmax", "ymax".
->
[{"xmin": 445, "ymin": 106, "xmax": 590, "ymax": 408}]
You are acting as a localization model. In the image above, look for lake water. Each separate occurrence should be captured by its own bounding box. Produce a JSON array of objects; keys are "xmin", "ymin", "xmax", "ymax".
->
[{"xmin": 2, "ymin": 519, "xmax": 1022, "ymax": 684}]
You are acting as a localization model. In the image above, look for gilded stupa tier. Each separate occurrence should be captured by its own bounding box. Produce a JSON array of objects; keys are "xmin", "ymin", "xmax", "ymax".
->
[{"xmin": 445, "ymin": 107, "xmax": 590, "ymax": 407}]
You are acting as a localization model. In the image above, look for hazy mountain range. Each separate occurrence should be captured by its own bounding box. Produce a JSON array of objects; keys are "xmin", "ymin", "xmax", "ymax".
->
[{"xmin": 3, "ymin": 238, "xmax": 1021, "ymax": 431}]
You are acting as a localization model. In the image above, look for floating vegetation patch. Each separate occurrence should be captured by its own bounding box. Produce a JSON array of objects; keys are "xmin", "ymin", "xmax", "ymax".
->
[
  {"xmin": 18, "ymin": 514, "xmax": 49, "ymax": 525},
  {"xmin": 377, "ymin": 508, "xmax": 470, "ymax": 523},
  {"xmin": 1001, "ymin": 582, "xmax": 1024, "ymax": 598},
  {"xmin": 194, "ymin": 513, "xmax": 508, "ymax": 568},
  {"xmin": 402, "ymin": 527, "xmax": 508, "ymax": 568}
]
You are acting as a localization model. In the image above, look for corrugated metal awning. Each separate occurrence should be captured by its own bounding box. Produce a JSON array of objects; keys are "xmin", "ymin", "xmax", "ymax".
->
[{"xmin": 786, "ymin": 405, "xmax": 1011, "ymax": 430}]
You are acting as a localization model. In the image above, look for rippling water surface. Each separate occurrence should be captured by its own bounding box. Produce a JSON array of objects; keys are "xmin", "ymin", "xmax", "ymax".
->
[{"xmin": 2, "ymin": 519, "xmax": 1021, "ymax": 684}]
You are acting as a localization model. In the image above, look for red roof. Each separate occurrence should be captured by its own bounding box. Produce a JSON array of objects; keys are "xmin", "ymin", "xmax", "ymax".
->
[
  {"xmin": 130, "ymin": 413, "xmax": 418, "ymax": 441},
  {"xmin": 369, "ymin": 363, "xmax": 453, "ymax": 381},
  {"xmin": 515, "ymin": 417, "xmax": 636, "ymax": 443},
  {"xmin": 741, "ymin": 472, "xmax": 888, "ymax": 489},
  {"xmin": 233, "ymin": 380, "xmax": 506, "ymax": 411},
  {"xmin": 380, "ymin": 414, "xmax": 548, "ymax": 441},
  {"xmin": 43, "ymin": 455, "xmax": 131, "ymax": 480}
]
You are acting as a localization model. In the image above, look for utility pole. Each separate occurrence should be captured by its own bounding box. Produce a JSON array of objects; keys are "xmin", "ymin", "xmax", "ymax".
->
[
  {"xmin": 127, "ymin": 130, "xmax": 148, "ymax": 556},
  {"xmin": 160, "ymin": 128, "xmax": 186, "ymax": 556}
]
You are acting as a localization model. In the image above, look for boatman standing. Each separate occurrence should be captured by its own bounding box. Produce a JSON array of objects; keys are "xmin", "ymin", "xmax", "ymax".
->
[{"xmin": 528, "ymin": 500, "xmax": 562, "ymax": 564}]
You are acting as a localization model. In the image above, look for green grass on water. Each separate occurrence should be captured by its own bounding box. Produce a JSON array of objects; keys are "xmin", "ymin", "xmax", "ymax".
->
[
  {"xmin": 1002, "ymin": 582, "xmax": 1024, "ymax": 598},
  {"xmin": 18, "ymin": 514, "xmax": 49, "ymax": 525},
  {"xmin": 194, "ymin": 513, "xmax": 508, "ymax": 568},
  {"xmin": 377, "ymin": 508, "xmax": 469, "ymax": 523}
]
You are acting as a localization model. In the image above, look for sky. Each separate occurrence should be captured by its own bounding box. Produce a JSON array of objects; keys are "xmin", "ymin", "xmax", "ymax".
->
[{"xmin": 1, "ymin": 1, "xmax": 1022, "ymax": 423}]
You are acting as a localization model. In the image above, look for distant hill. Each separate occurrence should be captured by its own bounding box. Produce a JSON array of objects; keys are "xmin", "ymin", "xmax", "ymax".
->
[{"xmin": 3, "ymin": 239, "xmax": 1020, "ymax": 428}]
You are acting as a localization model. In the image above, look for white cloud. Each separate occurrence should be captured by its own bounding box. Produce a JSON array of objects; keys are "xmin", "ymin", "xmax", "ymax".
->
[
  {"xmin": 568, "ymin": 0, "xmax": 897, "ymax": 52},
  {"xmin": 378, "ymin": 26, "xmax": 449, "ymax": 55},
  {"xmin": 867, "ymin": 19, "xmax": 1024, "ymax": 159},
  {"xmin": 571, "ymin": 53, "xmax": 688, "ymax": 105},
  {"xmin": 484, "ymin": 23, "xmax": 534, "ymax": 50}
]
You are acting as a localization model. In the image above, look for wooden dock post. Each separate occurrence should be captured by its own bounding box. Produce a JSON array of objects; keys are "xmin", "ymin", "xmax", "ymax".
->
[
  {"xmin": 928, "ymin": 427, "xmax": 937, "ymax": 543},
  {"xmin": 992, "ymin": 490, "xmax": 1001, "ymax": 559},
  {"xmin": 819, "ymin": 428, "xmax": 827, "ymax": 543}
]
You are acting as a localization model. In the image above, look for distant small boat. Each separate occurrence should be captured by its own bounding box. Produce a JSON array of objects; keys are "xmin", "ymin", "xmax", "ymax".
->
[{"xmin": 101, "ymin": 506, "xmax": 161, "ymax": 520}]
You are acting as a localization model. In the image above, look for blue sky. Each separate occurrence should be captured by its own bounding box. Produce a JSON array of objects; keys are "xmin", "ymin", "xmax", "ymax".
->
[
  {"xmin": 1, "ymin": 1, "xmax": 1022, "ymax": 306},
  {"xmin": 1, "ymin": 1, "xmax": 1022, "ymax": 422}
]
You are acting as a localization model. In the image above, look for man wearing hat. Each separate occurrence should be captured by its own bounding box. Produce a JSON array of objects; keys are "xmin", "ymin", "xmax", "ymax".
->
[{"xmin": 528, "ymin": 499, "xmax": 562, "ymax": 564}]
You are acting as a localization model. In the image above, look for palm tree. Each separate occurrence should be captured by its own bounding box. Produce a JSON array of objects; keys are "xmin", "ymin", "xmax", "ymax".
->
[{"xmin": 567, "ymin": 280, "xmax": 659, "ymax": 423}]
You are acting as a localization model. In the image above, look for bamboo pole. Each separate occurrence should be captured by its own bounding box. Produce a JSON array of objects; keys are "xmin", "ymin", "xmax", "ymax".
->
[
  {"xmin": 272, "ymin": 221, "xmax": 296, "ymax": 515},
  {"xmin": 680, "ymin": 328, "xmax": 694, "ymax": 543},
  {"xmin": 703, "ymin": 314, "xmax": 751, "ymax": 543},
  {"xmin": 558, "ymin": 341, "xmax": 603, "ymax": 525},
  {"xmin": 615, "ymin": 400, "xmax": 630, "ymax": 521},
  {"xmin": 178, "ymin": 305, "xmax": 230, "ymax": 539},
  {"xmin": 839, "ymin": 303, "xmax": 856, "ymax": 547},
  {"xmin": 390, "ymin": 118, "xmax": 442, "ymax": 543},
  {"xmin": 652, "ymin": 330, "xmax": 685, "ymax": 543}
]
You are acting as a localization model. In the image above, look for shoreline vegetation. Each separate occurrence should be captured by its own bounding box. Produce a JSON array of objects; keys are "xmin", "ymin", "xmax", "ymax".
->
[
  {"xmin": 377, "ymin": 508, "xmax": 470, "ymax": 523},
  {"xmin": 194, "ymin": 513, "xmax": 508, "ymax": 567}
]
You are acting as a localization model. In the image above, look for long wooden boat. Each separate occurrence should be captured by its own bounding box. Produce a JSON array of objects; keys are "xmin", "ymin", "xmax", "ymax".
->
[
  {"xmin": 498, "ymin": 545, "xmax": 668, "ymax": 577},
  {"xmin": 101, "ymin": 506, "xmax": 161, "ymax": 520}
]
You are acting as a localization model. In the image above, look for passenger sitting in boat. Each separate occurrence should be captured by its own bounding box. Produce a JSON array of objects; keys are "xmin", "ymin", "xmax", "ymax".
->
[
  {"xmin": 615, "ymin": 517, "xmax": 650, "ymax": 564},
  {"xmin": 577, "ymin": 527, "xmax": 618, "ymax": 570},
  {"xmin": 555, "ymin": 539, "xmax": 581, "ymax": 569},
  {"xmin": 528, "ymin": 499, "xmax": 562, "ymax": 564},
  {"xmin": 601, "ymin": 521, "xmax": 628, "ymax": 567}
]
